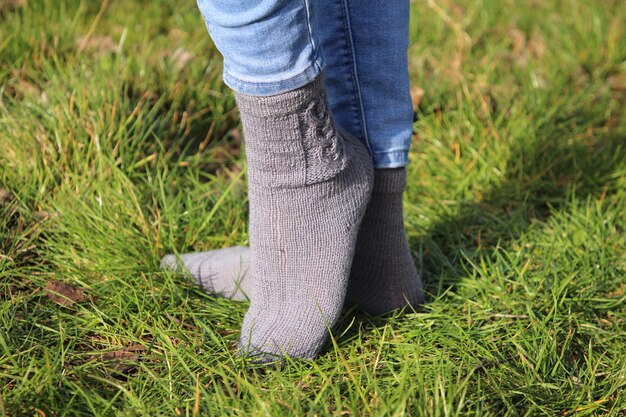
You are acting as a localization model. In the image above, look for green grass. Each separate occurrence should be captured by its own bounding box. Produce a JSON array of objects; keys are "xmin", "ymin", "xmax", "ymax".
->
[{"xmin": 1, "ymin": 0, "xmax": 625, "ymax": 415}]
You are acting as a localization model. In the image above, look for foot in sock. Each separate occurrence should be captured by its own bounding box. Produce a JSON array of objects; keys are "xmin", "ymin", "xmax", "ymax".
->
[
  {"xmin": 175, "ymin": 77, "xmax": 373, "ymax": 361},
  {"xmin": 161, "ymin": 246, "xmax": 252, "ymax": 301},
  {"xmin": 344, "ymin": 168, "xmax": 423, "ymax": 314},
  {"xmin": 162, "ymin": 168, "xmax": 423, "ymax": 316}
]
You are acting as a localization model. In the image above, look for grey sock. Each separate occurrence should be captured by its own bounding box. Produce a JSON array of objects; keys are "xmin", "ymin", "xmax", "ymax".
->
[
  {"xmin": 160, "ymin": 246, "xmax": 252, "ymax": 301},
  {"xmin": 162, "ymin": 169, "xmax": 423, "ymax": 316},
  {"xmin": 235, "ymin": 77, "xmax": 372, "ymax": 361},
  {"xmin": 344, "ymin": 168, "xmax": 423, "ymax": 315}
]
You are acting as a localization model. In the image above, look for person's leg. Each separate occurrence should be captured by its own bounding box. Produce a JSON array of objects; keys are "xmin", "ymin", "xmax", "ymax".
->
[
  {"xmin": 235, "ymin": 81, "xmax": 373, "ymax": 361},
  {"xmin": 178, "ymin": 0, "xmax": 373, "ymax": 361},
  {"xmin": 319, "ymin": 0, "xmax": 413, "ymax": 168},
  {"xmin": 317, "ymin": 0, "xmax": 423, "ymax": 314},
  {"xmin": 164, "ymin": 0, "xmax": 423, "ymax": 316},
  {"xmin": 195, "ymin": 0, "xmax": 323, "ymax": 95}
]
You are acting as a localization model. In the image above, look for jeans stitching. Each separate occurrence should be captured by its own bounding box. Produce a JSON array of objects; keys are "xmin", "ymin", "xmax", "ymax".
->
[
  {"xmin": 340, "ymin": 0, "xmax": 372, "ymax": 156},
  {"xmin": 301, "ymin": 0, "xmax": 318, "ymax": 69},
  {"xmin": 224, "ymin": 60, "xmax": 322, "ymax": 96}
]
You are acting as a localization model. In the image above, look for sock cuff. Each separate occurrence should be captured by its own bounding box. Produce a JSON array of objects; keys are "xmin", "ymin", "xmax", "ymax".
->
[
  {"xmin": 373, "ymin": 168, "xmax": 407, "ymax": 194},
  {"xmin": 234, "ymin": 76, "xmax": 325, "ymax": 118}
]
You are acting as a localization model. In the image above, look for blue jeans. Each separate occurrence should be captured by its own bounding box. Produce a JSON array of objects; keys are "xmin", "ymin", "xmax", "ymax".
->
[{"xmin": 197, "ymin": 0, "xmax": 413, "ymax": 168}]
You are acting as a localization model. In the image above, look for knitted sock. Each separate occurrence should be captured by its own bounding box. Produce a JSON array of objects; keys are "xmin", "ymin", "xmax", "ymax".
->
[
  {"xmin": 344, "ymin": 168, "xmax": 423, "ymax": 314},
  {"xmin": 162, "ymin": 169, "xmax": 422, "ymax": 315},
  {"xmin": 161, "ymin": 246, "xmax": 252, "ymax": 301},
  {"xmin": 236, "ymin": 77, "xmax": 372, "ymax": 361}
]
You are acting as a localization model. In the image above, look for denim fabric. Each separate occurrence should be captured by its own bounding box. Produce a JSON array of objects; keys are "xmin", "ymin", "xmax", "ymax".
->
[{"xmin": 197, "ymin": 0, "xmax": 413, "ymax": 168}]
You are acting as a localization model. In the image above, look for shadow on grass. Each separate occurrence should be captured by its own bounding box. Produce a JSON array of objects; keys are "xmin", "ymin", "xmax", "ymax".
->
[
  {"xmin": 418, "ymin": 111, "xmax": 624, "ymax": 299},
  {"xmin": 332, "ymin": 98, "xmax": 624, "ymax": 347}
]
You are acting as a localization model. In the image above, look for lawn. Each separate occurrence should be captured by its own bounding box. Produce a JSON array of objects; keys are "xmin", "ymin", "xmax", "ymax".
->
[{"xmin": 1, "ymin": 0, "xmax": 625, "ymax": 415}]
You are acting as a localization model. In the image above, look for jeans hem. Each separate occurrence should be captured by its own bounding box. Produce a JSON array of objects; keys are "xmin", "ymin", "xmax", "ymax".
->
[
  {"xmin": 372, "ymin": 150, "xmax": 410, "ymax": 168},
  {"xmin": 223, "ymin": 59, "xmax": 323, "ymax": 96}
]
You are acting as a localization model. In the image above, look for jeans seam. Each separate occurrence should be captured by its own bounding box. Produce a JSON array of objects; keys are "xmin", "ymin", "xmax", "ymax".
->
[
  {"xmin": 371, "ymin": 150, "xmax": 409, "ymax": 168},
  {"xmin": 372, "ymin": 149, "xmax": 410, "ymax": 156},
  {"xmin": 372, "ymin": 147, "xmax": 410, "ymax": 155},
  {"xmin": 224, "ymin": 59, "xmax": 322, "ymax": 96},
  {"xmin": 301, "ymin": 0, "xmax": 318, "ymax": 68},
  {"xmin": 340, "ymin": 0, "xmax": 372, "ymax": 156},
  {"xmin": 223, "ymin": 55, "xmax": 321, "ymax": 85}
]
